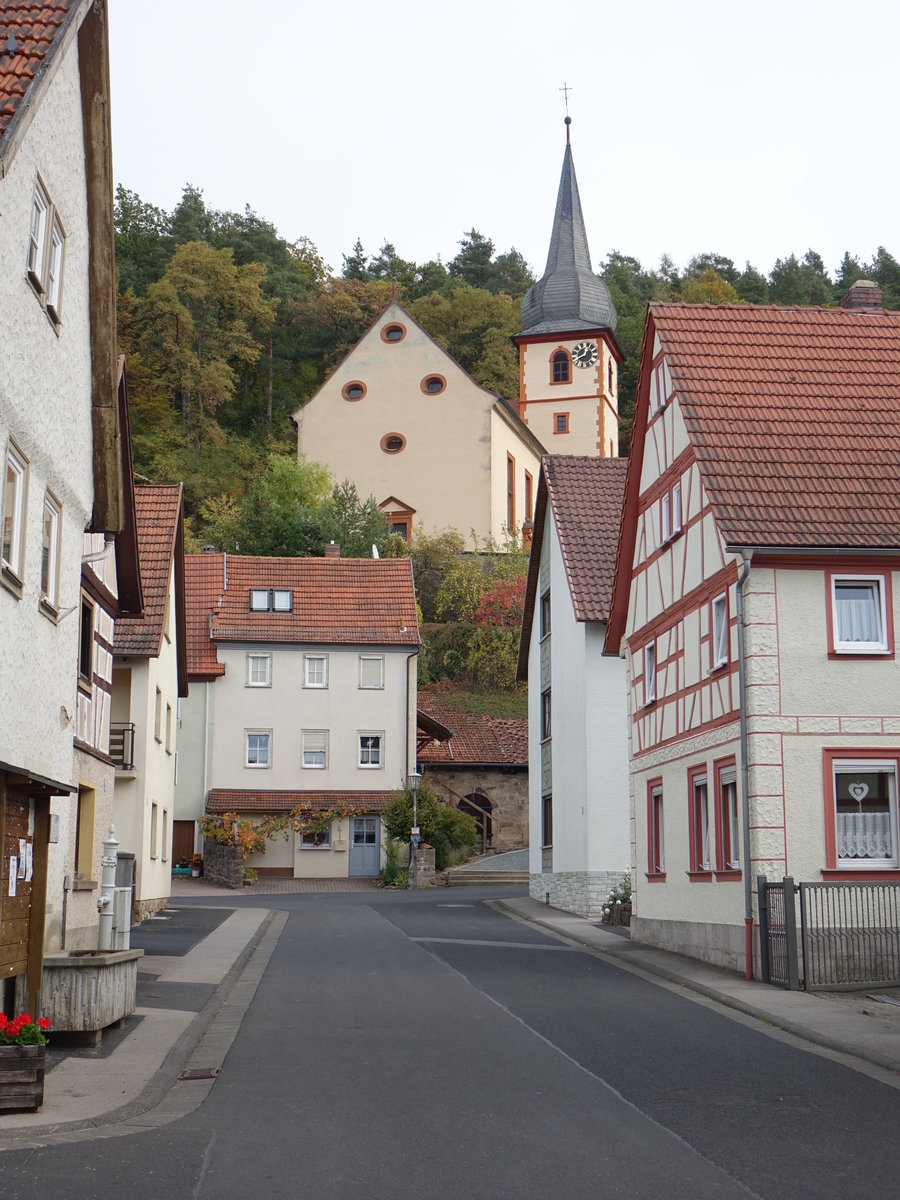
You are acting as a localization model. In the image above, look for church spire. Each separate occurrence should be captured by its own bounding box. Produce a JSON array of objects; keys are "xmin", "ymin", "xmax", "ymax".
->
[{"xmin": 519, "ymin": 119, "xmax": 617, "ymax": 336}]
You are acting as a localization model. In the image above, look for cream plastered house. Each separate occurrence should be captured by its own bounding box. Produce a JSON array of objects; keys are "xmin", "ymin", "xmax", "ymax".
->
[
  {"xmin": 514, "ymin": 120, "xmax": 622, "ymax": 460},
  {"xmin": 518, "ymin": 456, "xmax": 629, "ymax": 917},
  {"xmin": 59, "ymin": 361, "xmax": 142, "ymax": 950},
  {"xmin": 186, "ymin": 552, "xmax": 420, "ymax": 878},
  {"xmin": 293, "ymin": 301, "xmax": 544, "ymax": 549},
  {"xmin": 112, "ymin": 484, "xmax": 188, "ymax": 919},
  {"xmin": 0, "ymin": 1, "xmax": 123, "ymax": 1005},
  {"xmin": 605, "ymin": 288, "xmax": 900, "ymax": 975}
]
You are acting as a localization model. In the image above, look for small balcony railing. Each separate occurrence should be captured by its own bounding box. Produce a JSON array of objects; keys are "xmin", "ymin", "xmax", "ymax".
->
[{"xmin": 109, "ymin": 723, "xmax": 135, "ymax": 771}]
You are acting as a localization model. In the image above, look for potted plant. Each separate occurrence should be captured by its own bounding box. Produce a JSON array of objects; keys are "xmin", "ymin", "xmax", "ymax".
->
[
  {"xmin": 190, "ymin": 853, "xmax": 204, "ymax": 878},
  {"xmin": 0, "ymin": 1012, "xmax": 51, "ymax": 1112},
  {"xmin": 601, "ymin": 874, "xmax": 632, "ymax": 927}
]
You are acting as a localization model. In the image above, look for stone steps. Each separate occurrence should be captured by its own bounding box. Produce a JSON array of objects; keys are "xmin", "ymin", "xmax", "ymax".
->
[{"xmin": 445, "ymin": 870, "xmax": 528, "ymax": 886}]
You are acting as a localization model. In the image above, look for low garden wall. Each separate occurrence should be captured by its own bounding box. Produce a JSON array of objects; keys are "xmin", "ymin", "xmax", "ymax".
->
[{"xmin": 203, "ymin": 839, "xmax": 243, "ymax": 889}]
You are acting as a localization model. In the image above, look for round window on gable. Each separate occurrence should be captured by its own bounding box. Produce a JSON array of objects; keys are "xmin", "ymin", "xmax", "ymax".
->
[
  {"xmin": 342, "ymin": 380, "xmax": 367, "ymax": 402},
  {"xmin": 381, "ymin": 432, "xmax": 406, "ymax": 454},
  {"xmin": 381, "ymin": 322, "xmax": 407, "ymax": 344},
  {"xmin": 420, "ymin": 374, "xmax": 446, "ymax": 396}
]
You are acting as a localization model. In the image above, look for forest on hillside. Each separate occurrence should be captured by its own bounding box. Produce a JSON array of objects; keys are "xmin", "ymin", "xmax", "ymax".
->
[{"xmin": 115, "ymin": 182, "xmax": 900, "ymax": 554}]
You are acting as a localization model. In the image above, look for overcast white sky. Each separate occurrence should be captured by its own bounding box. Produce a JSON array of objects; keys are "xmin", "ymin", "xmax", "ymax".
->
[{"xmin": 108, "ymin": 0, "xmax": 899, "ymax": 282}]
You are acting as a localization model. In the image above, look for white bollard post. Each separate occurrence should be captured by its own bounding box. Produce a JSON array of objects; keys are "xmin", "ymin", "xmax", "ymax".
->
[{"xmin": 97, "ymin": 824, "xmax": 118, "ymax": 950}]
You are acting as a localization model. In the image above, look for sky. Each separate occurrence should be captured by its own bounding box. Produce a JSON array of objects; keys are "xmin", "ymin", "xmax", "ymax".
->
[{"xmin": 108, "ymin": 0, "xmax": 900, "ymax": 283}]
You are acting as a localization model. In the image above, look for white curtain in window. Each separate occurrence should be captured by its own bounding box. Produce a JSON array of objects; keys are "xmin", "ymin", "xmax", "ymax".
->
[
  {"xmin": 835, "ymin": 585, "xmax": 879, "ymax": 643},
  {"xmin": 837, "ymin": 812, "xmax": 892, "ymax": 859}
]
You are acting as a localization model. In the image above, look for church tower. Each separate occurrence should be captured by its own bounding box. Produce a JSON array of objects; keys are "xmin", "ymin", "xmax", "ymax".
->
[{"xmin": 515, "ymin": 118, "xmax": 621, "ymax": 458}]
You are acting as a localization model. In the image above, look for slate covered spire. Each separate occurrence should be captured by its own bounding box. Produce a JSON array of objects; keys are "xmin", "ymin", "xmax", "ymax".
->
[{"xmin": 519, "ymin": 119, "xmax": 617, "ymax": 336}]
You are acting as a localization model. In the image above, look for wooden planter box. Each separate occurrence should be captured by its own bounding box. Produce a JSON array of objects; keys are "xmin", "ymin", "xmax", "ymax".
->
[{"xmin": 0, "ymin": 1044, "xmax": 46, "ymax": 1112}]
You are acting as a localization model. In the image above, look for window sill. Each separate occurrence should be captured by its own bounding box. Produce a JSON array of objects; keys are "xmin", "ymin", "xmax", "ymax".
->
[
  {"xmin": 822, "ymin": 867, "xmax": 899, "ymax": 879},
  {"xmin": 828, "ymin": 648, "xmax": 894, "ymax": 660},
  {"xmin": 643, "ymin": 699, "xmax": 656, "ymax": 709},
  {"xmin": 0, "ymin": 564, "xmax": 24, "ymax": 599},
  {"xmin": 644, "ymin": 872, "xmax": 667, "ymax": 882},
  {"xmin": 39, "ymin": 596, "xmax": 60, "ymax": 623},
  {"xmin": 686, "ymin": 870, "xmax": 712, "ymax": 882},
  {"xmin": 71, "ymin": 878, "xmax": 97, "ymax": 892},
  {"xmin": 78, "ymin": 676, "xmax": 93, "ymax": 697},
  {"xmin": 715, "ymin": 869, "xmax": 742, "ymax": 881},
  {"xmin": 709, "ymin": 661, "xmax": 729, "ymax": 675},
  {"xmin": 298, "ymin": 845, "xmax": 332, "ymax": 851}
]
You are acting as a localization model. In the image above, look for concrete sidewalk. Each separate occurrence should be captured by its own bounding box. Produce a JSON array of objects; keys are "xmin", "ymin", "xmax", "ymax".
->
[
  {"xmin": 494, "ymin": 896, "xmax": 900, "ymax": 1080},
  {"xmin": 0, "ymin": 906, "xmax": 282, "ymax": 1148}
]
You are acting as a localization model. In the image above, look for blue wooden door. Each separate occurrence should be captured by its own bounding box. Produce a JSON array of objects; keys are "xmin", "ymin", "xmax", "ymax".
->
[{"xmin": 349, "ymin": 816, "xmax": 379, "ymax": 876}]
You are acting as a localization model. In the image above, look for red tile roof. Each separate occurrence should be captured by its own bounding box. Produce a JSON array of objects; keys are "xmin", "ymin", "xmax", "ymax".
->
[
  {"xmin": 204, "ymin": 555, "xmax": 419, "ymax": 647},
  {"xmin": 0, "ymin": 1, "xmax": 79, "ymax": 150},
  {"xmin": 651, "ymin": 303, "xmax": 900, "ymax": 549},
  {"xmin": 114, "ymin": 484, "xmax": 183, "ymax": 657},
  {"xmin": 184, "ymin": 554, "xmax": 226, "ymax": 679},
  {"xmin": 207, "ymin": 789, "xmax": 395, "ymax": 814},
  {"xmin": 517, "ymin": 456, "xmax": 627, "ymax": 679},
  {"xmin": 417, "ymin": 699, "xmax": 527, "ymax": 767}
]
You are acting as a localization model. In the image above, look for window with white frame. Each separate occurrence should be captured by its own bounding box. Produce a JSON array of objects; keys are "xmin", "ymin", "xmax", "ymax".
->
[
  {"xmin": 540, "ymin": 590, "xmax": 551, "ymax": 639},
  {"xmin": 358, "ymin": 732, "xmax": 383, "ymax": 768},
  {"xmin": 27, "ymin": 179, "xmax": 65, "ymax": 324},
  {"xmin": 302, "ymin": 729, "xmax": 328, "ymax": 769},
  {"xmin": 40, "ymin": 490, "xmax": 61, "ymax": 607},
  {"xmin": 300, "ymin": 823, "xmax": 331, "ymax": 849},
  {"xmin": 690, "ymin": 772, "xmax": 710, "ymax": 872},
  {"xmin": 661, "ymin": 492, "xmax": 671, "ymax": 543},
  {"xmin": 2, "ymin": 440, "xmax": 28, "ymax": 583},
  {"xmin": 712, "ymin": 593, "xmax": 729, "ymax": 668},
  {"xmin": 644, "ymin": 641, "xmax": 656, "ymax": 704},
  {"xmin": 154, "ymin": 687, "xmax": 163, "ymax": 741},
  {"xmin": 249, "ymin": 588, "xmax": 269, "ymax": 611},
  {"xmin": 245, "ymin": 730, "xmax": 271, "ymax": 768},
  {"xmin": 304, "ymin": 654, "xmax": 328, "ymax": 688},
  {"xmin": 246, "ymin": 652, "xmax": 271, "ymax": 687},
  {"xmin": 165, "ymin": 704, "xmax": 173, "ymax": 754},
  {"xmin": 833, "ymin": 758, "xmax": 898, "ymax": 868},
  {"xmin": 831, "ymin": 576, "xmax": 889, "ymax": 653},
  {"xmin": 672, "ymin": 481, "xmax": 682, "ymax": 534},
  {"xmin": 150, "ymin": 802, "xmax": 158, "ymax": 859},
  {"xmin": 359, "ymin": 655, "xmax": 384, "ymax": 689},
  {"xmin": 717, "ymin": 765, "xmax": 739, "ymax": 870}
]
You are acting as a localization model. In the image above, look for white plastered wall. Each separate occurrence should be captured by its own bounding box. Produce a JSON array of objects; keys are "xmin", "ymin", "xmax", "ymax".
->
[{"xmin": 0, "ymin": 42, "xmax": 93, "ymax": 790}]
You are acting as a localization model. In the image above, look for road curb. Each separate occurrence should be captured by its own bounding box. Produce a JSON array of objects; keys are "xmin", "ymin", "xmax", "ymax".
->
[{"xmin": 0, "ymin": 908, "xmax": 286, "ymax": 1150}]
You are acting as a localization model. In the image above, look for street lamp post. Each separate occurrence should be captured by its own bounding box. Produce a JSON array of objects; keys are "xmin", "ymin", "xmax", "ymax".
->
[{"xmin": 408, "ymin": 770, "xmax": 421, "ymax": 891}]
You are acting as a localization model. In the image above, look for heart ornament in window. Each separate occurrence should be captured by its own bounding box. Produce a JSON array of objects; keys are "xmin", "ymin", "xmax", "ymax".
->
[{"xmin": 848, "ymin": 782, "xmax": 869, "ymax": 803}]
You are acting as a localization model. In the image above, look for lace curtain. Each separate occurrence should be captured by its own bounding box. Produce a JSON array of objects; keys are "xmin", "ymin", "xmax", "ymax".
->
[{"xmin": 837, "ymin": 811, "xmax": 893, "ymax": 859}]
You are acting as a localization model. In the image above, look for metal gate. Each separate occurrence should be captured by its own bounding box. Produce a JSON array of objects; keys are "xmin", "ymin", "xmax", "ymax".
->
[{"xmin": 757, "ymin": 875, "xmax": 800, "ymax": 989}]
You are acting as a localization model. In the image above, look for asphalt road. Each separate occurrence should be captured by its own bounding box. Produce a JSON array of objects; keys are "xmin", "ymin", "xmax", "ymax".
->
[{"xmin": 3, "ymin": 889, "xmax": 900, "ymax": 1199}]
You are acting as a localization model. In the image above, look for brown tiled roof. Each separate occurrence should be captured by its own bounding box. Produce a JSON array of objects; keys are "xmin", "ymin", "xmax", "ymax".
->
[
  {"xmin": 544, "ymin": 456, "xmax": 627, "ymax": 619},
  {"xmin": 0, "ymin": 1, "xmax": 80, "ymax": 150},
  {"xmin": 417, "ymin": 699, "xmax": 527, "ymax": 767},
  {"xmin": 651, "ymin": 303, "xmax": 900, "ymax": 548},
  {"xmin": 114, "ymin": 484, "xmax": 183, "ymax": 657},
  {"xmin": 207, "ymin": 555, "xmax": 419, "ymax": 646},
  {"xmin": 517, "ymin": 456, "xmax": 627, "ymax": 679},
  {"xmin": 206, "ymin": 789, "xmax": 395, "ymax": 814},
  {"xmin": 184, "ymin": 554, "xmax": 226, "ymax": 679}
]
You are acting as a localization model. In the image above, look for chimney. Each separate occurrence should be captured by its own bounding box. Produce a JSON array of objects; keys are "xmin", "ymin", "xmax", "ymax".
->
[
  {"xmin": 324, "ymin": 541, "xmax": 340, "ymax": 559},
  {"xmin": 840, "ymin": 279, "xmax": 883, "ymax": 311}
]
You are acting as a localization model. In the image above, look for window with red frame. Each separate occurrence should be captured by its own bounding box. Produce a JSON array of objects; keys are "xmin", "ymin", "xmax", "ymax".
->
[
  {"xmin": 648, "ymin": 782, "xmax": 665, "ymax": 875},
  {"xmin": 689, "ymin": 770, "xmax": 710, "ymax": 873},
  {"xmin": 716, "ymin": 763, "xmax": 739, "ymax": 871}
]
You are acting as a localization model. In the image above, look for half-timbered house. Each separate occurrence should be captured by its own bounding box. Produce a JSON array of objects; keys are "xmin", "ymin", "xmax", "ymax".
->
[{"xmin": 606, "ymin": 288, "xmax": 900, "ymax": 974}]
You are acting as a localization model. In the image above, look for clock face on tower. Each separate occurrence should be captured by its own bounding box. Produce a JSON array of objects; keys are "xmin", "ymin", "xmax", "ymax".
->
[{"xmin": 572, "ymin": 340, "xmax": 599, "ymax": 368}]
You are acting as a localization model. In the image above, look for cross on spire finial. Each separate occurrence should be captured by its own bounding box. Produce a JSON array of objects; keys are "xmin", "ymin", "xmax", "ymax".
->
[{"xmin": 560, "ymin": 82, "xmax": 572, "ymax": 142}]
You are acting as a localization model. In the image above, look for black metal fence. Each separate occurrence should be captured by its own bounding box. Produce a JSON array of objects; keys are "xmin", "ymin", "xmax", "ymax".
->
[{"xmin": 758, "ymin": 875, "xmax": 900, "ymax": 990}]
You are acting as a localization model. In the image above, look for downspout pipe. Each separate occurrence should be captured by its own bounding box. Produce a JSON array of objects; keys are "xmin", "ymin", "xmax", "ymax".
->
[{"xmin": 736, "ymin": 549, "xmax": 754, "ymax": 979}]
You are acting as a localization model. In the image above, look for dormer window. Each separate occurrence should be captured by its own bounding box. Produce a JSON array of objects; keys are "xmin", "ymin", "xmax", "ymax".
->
[{"xmin": 249, "ymin": 588, "xmax": 293, "ymax": 612}]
